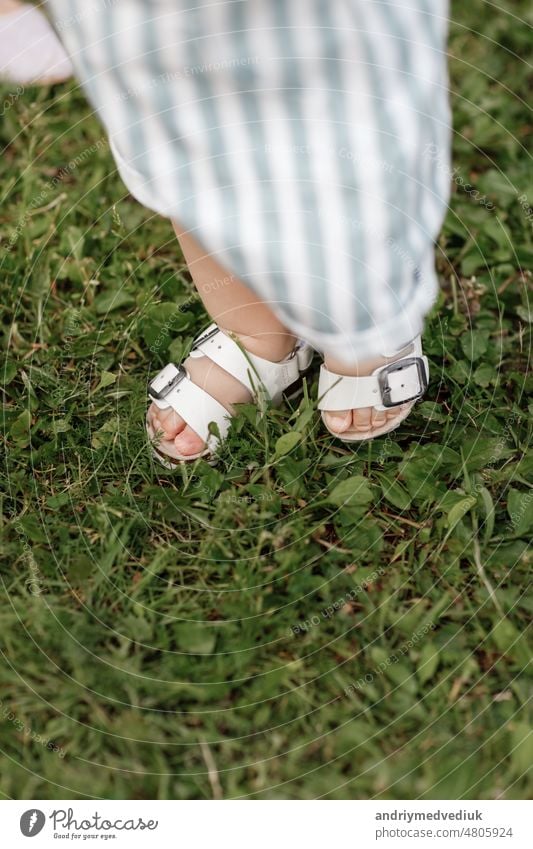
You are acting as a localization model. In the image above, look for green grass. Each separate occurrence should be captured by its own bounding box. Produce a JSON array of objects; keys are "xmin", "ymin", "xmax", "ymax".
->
[{"xmin": 1, "ymin": 1, "xmax": 531, "ymax": 800}]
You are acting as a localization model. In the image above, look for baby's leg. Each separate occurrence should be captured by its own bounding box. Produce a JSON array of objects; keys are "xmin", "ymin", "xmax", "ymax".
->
[
  {"xmin": 147, "ymin": 222, "xmax": 295, "ymax": 456},
  {"xmin": 0, "ymin": 2, "xmax": 23, "ymax": 12},
  {"xmin": 149, "ymin": 222, "xmax": 413, "ymax": 454}
]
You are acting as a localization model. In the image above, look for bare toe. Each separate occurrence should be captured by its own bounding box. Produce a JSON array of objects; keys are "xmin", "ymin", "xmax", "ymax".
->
[
  {"xmin": 324, "ymin": 409, "xmax": 353, "ymax": 434},
  {"xmin": 385, "ymin": 403, "xmax": 406, "ymax": 422},
  {"xmin": 352, "ymin": 407, "xmax": 372, "ymax": 431},
  {"xmin": 154, "ymin": 406, "xmax": 186, "ymax": 440},
  {"xmin": 371, "ymin": 408, "xmax": 387, "ymax": 427},
  {"xmin": 173, "ymin": 425, "xmax": 206, "ymax": 456}
]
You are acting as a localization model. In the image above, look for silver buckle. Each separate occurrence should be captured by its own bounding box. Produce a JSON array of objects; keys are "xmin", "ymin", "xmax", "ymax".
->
[
  {"xmin": 148, "ymin": 364, "xmax": 187, "ymax": 401},
  {"xmin": 377, "ymin": 357, "xmax": 427, "ymax": 408},
  {"xmin": 192, "ymin": 325, "xmax": 219, "ymax": 350}
]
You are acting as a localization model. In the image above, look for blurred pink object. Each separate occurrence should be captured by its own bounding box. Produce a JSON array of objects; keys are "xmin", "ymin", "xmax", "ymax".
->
[{"xmin": 0, "ymin": 2, "xmax": 72, "ymax": 83}]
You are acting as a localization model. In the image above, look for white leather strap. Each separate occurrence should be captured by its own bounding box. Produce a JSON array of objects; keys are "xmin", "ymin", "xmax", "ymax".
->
[
  {"xmin": 148, "ymin": 326, "xmax": 313, "ymax": 453},
  {"xmin": 151, "ymin": 368, "xmax": 231, "ymax": 449},
  {"xmin": 319, "ymin": 370, "xmax": 384, "ymax": 410},
  {"xmin": 190, "ymin": 324, "xmax": 304, "ymax": 400},
  {"xmin": 318, "ymin": 336, "xmax": 428, "ymax": 413}
]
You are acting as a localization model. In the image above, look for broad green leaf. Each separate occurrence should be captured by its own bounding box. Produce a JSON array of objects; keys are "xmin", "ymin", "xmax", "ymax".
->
[
  {"xmin": 417, "ymin": 401, "xmax": 447, "ymax": 423},
  {"xmin": 46, "ymin": 492, "xmax": 70, "ymax": 508},
  {"xmin": 293, "ymin": 404, "xmax": 315, "ymax": 433},
  {"xmin": 478, "ymin": 486, "xmax": 495, "ymax": 543},
  {"xmin": 436, "ymin": 489, "xmax": 468, "ymax": 513},
  {"xmin": 94, "ymin": 289, "xmax": 135, "ymax": 315},
  {"xmin": 167, "ymin": 337, "xmax": 186, "ymax": 364},
  {"xmin": 68, "ymin": 554, "xmax": 94, "ymax": 583},
  {"xmin": 10, "ymin": 409, "xmax": 32, "ymax": 445},
  {"xmin": 91, "ymin": 416, "xmax": 119, "ymax": 448},
  {"xmin": 516, "ymin": 305, "xmax": 533, "ymax": 324},
  {"xmin": 274, "ymin": 431, "xmax": 301, "ymax": 458},
  {"xmin": 377, "ymin": 474, "xmax": 412, "ymax": 511},
  {"xmin": 485, "ymin": 541, "xmax": 529, "ymax": 568},
  {"xmin": 383, "ymin": 661, "xmax": 418, "ymax": 694},
  {"xmin": 460, "ymin": 329, "xmax": 489, "ymax": 361},
  {"xmin": 446, "ymin": 496, "xmax": 477, "ymax": 531},
  {"xmin": 491, "ymin": 620, "xmax": 530, "ymax": 667},
  {"xmin": 15, "ymin": 515, "xmax": 48, "ymax": 543},
  {"xmin": 328, "ymin": 475, "xmax": 374, "ymax": 508},
  {"xmin": 174, "ymin": 624, "xmax": 217, "ymax": 655},
  {"xmin": 510, "ymin": 724, "xmax": 533, "ymax": 778},
  {"xmin": 461, "ymin": 436, "xmax": 515, "ymax": 471},
  {"xmin": 2, "ymin": 358, "xmax": 18, "ymax": 384},
  {"xmin": 93, "ymin": 371, "xmax": 117, "ymax": 393},
  {"xmin": 417, "ymin": 643, "xmax": 440, "ymax": 684},
  {"xmin": 473, "ymin": 364, "xmax": 495, "ymax": 387},
  {"xmin": 460, "ymin": 246, "xmax": 485, "ymax": 276},
  {"xmin": 482, "ymin": 216, "xmax": 512, "ymax": 251},
  {"xmin": 476, "ymin": 168, "xmax": 517, "ymax": 204},
  {"xmin": 506, "ymin": 489, "xmax": 533, "ymax": 536},
  {"xmin": 140, "ymin": 302, "xmax": 190, "ymax": 349}
]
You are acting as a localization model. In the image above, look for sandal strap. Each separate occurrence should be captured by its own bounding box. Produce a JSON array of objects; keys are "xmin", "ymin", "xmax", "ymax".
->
[
  {"xmin": 189, "ymin": 324, "xmax": 306, "ymax": 400},
  {"xmin": 149, "ymin": 364, "xmax": 231, "ymax": 449},
  {"xmin": 318, "ymin": 336, "xmax": 428, "ymax": 412},
  {"xmin": 148, "ymin": 324, "xmax": 313, "ymax": 453}
]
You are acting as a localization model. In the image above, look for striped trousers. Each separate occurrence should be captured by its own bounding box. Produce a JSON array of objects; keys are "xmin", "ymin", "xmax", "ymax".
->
[{"xmin": 49, "ymin": 0, "xmax": 451, "ymax": 360}]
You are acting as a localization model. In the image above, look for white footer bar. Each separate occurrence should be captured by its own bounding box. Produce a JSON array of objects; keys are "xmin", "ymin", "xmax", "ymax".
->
[{"xmin": 2, "ymin": 800, "xmax": 530, "ymax": 848}]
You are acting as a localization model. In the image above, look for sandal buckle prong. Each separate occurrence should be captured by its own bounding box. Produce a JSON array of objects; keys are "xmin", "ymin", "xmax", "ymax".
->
[
  {"xmin": 377, "ymin": 356, "xmax": 428, "ymax": 408},
  {"xmin": 193, "ymin": 325, "xmax": 220, "ymax": 349},
  {"xmin": 148, "ymin": 363, "xmax": 187, "ymax": 401}
]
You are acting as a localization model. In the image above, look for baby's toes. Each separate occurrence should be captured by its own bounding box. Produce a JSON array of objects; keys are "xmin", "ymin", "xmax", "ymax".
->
[
  {"xmin": 324, "ymin": 410, "xmax": 353, "ymax": 434},
  {"xmin": 371, "ymin": 408, "xmax": 388, "ymax": 428},
  {"xmin": 352, "ymin": 407, "xmax": 372, "ymax": 431},
  {"xmin": 385, "ymin": 403, "xmax": 407, "ymax": 422},
  {"xmin": 148, "ymin": 402, "xmax": 161, "ymax": 426},
  {"xmin": 173, "ymin": 424, "xmax": 206, "ymax": 456},
  {"xmin": 152, "ymin": 406, "xmax": 186, "ymax": 440}
]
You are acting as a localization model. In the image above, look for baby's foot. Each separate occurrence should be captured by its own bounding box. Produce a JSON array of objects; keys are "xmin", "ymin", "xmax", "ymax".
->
[
  {"xmin": 147, "ymin": 331, "xmax": 295, "ymax": 459},
  {"xmin": 322, "ymin": 344, "xmax": 415, "ymax": 440}
]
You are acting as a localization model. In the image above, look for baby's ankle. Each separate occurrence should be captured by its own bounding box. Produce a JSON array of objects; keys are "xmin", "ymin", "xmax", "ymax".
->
[
  {"xmin": 222, "ymin": 329, "xmax": 297, "ymax": 363},
  {"xmin": 326, "ymin": 343, "xmax": 414, "ymax": 378}
]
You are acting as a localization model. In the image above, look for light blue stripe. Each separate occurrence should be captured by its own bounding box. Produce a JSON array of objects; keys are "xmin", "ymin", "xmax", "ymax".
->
[
  {"xmin": 315, "ymin": 0, "xmax": 372, "ymax": 333},
  {"xmin": 143, "ymin": 9, "xmax": 197, "ymax": 227},
  {"xmin": 370, "ymin": 1, "xmax": 443, "ymax": 276},
  {"xmin": 355, "ymin": 5, "xmax": 413, "ymax": 315},
  {"xmin": 185, "ymin": 6, "xmax": 239, "ymax": 272},
  {"xmin": 418, "ymin": 0, "xmax": 444, "ymax": 48},
  {"xmin": 271, "ymin": 0, "xmax": 330, "ymax": 330},
  {"xmin": 229, "ymin": 0, "xmax": 292, "ymax": 314}
]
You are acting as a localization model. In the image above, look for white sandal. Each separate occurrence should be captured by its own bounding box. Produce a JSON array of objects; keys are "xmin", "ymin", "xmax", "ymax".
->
[
  {"xmin": 147, "ymin": 323, "xmax": 313, "ymax": 468},
  {"xmin": 317, "ymin": 336, "xmax": 429, "ymax": 442}
]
